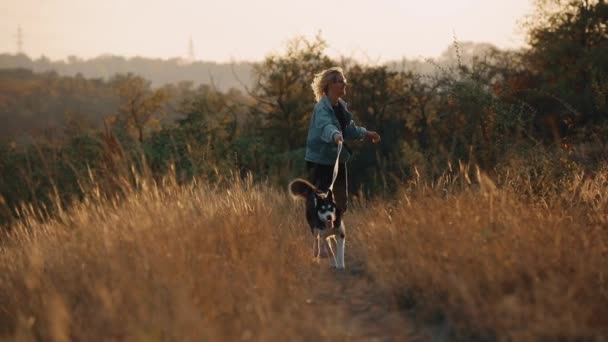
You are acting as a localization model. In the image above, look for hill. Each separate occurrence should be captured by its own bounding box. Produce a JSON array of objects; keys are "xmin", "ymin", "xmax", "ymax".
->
[{"xmin": 0, "ymin": 53, "xmax": 255, "ymax": 92}]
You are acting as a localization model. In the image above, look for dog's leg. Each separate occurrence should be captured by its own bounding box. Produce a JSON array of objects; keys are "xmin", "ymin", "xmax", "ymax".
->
[
  {"xmin": 327, "ymin": 235, "xmax": 337, "ymax": 260},
  {"xmin": 312, "ymin": 231, "xmax": 321, "ymax": 263},
  {"xmin": 319, "ymin": 238, "xmax": 331, "ymax": 258},
  {"xmin": 335, "ymin": 222, "xmax": 346, "ymax": 269},
  {"xmin": 313, "ymin": 229, "xmax": 330, "ymax": 263},
  {"xmin": 325, "ymin": 235, "xmax": 337, "ymax": 267},
  {"xmin": 328, "ymin": 235, "xmax": 337, "ymax": 246}
]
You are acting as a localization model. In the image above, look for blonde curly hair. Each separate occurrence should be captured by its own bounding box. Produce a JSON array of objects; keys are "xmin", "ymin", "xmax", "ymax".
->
[{"xmin": 311, "ymin": 67, "xmax": 344, "ymax": 102}]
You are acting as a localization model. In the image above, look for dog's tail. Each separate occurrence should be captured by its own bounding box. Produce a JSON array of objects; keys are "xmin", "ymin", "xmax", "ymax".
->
[{"xmin": 288, "ymin": 178, "xmax": 316, "ymax": 199}]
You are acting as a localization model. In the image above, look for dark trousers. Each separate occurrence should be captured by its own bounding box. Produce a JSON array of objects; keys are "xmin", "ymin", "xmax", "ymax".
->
[{"xmin": 306, "ymin": 161, "xmax": 348, "ymax": 213}]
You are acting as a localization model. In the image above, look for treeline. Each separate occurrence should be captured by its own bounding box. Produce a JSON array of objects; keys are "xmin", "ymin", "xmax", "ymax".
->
[
  {"xmin": 0, "ymin": 41, "xmax": 498, "ymax": 96},
  {"xmin": 0, "ymin": 69, "xmax": 233, "ymax": 142},
  {"xmin": 0, "ymin": 0, "xmax": 607, "ymax": 226},
  {"xmin": 0, "ymin": 41, "xmax": 501, "ymax": 141},
  {"xmin": 0, "ymin": 53, "xmax": 255, "ymax": 92}
]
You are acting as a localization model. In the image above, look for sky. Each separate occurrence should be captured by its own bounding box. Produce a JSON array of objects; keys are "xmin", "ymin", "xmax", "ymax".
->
[{"xmin": 0, "ymin": 0, "xmax": 534, "ymax": 63}]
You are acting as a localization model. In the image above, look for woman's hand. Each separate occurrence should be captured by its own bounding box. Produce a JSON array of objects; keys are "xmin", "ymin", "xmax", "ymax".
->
[
  {"xmin": 366, "ymin": 131, "xmax": 381, "ymax": 143},
  {"xmin": 334, "ymin": 133, "xmax": 344, "ymax": 144}
]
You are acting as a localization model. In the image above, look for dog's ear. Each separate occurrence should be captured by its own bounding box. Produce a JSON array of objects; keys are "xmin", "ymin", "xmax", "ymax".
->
[
  {"xmin": 315, "ymin": 190, "xmax": 328, "ymax": 199},
  {"xmin": 327, "ymin": 189, "xmax": 334, "ymax": 201}
]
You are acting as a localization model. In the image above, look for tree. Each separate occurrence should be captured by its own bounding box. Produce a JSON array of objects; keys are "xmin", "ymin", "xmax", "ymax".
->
[
  {"xmin": 248, "ymin": 35, "xmax": 334, "ymax": 151},
  {"xmin": 523, "ymin": 0, "xmax": 608, "ymax": 137},
  {"xmin": 112, "ymin": 73, "xmax": 169, "ymax": 143}
]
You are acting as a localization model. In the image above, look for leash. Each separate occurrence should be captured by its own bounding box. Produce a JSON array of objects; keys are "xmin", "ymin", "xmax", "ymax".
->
[{"xmin": 328, "ymin": 141, "xmax": 343, "ymax": 192}]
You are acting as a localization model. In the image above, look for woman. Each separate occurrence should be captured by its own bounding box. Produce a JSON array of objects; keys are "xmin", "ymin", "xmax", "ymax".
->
[{"xmin": 305, "ymin": 67, "xmax": 381, "ymax": 217}]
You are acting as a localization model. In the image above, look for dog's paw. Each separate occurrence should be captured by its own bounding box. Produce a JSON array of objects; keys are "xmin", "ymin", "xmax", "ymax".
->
[
  {"xmin": 334, "ymin": 260, "xmax": 345, "ymax": 270},
  {"xmin": 329, "ymin": 259, "xmax": 344, "ymax": 269}
]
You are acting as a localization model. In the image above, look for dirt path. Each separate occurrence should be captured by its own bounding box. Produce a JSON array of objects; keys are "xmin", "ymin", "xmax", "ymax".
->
[{"xmin": 306, "ymin": 258, "xmax": 449, "ymax": 341}]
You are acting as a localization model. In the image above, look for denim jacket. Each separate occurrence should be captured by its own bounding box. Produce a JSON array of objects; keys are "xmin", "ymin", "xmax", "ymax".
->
[{"xmin": 304, "ymin": 96, "xmax": 367, "ymax": 165}]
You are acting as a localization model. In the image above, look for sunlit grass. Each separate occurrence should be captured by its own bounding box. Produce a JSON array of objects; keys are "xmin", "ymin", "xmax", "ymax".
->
[
  {"xmin": 0, "ymin": 165, "xmax": 607, "ymax": 340},
  {"xmin": 361, "ymin": 166, "xmax": 608, "ymax": 339},
  {"xmin": 0, "ymin": 175, "xmax": 360, "ymax": 340}
]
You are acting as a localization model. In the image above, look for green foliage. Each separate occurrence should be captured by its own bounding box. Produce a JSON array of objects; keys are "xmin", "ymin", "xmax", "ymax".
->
[
  {"xmin": 0, "ymin": 69, "xmax": 118, "ymax": 141},
  {"xmin": 343, "ymin": 66, "xmax": 417, "ymax": 192},
  {"xmin": 143, "ymin": 129, "xmax": 192, "ymax": 180},
  {"xmin": 0, "ymin": 134, "xmax": 106, "ymax": 225},
  {"xmin": 523, "ymin": 0, "xmax": 608, "ymax": 133},
  {"xmin": 428, "ymin": 58, "xmax": 534, "ymax": 170}
]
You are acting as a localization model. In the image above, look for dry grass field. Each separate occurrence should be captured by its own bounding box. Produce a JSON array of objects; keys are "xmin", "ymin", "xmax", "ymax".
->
[
  {"xmin": 362, "ymin": 165, "xmax": 608, "ymax": 340},
  {"xmin": 0, "ymin": 165, "xmax": 606, "ymax": 341}
]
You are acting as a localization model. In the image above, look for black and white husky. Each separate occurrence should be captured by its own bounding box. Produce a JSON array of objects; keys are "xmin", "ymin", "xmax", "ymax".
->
[{"xmin": 289, "ymin": 178, "xmax": 346, "ymax": 269}]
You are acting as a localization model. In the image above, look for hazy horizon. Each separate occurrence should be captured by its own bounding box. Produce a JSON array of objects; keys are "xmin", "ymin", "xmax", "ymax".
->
[{"xmin": 1, "ymin": 0, "xmax": 533, "ymax": 63}]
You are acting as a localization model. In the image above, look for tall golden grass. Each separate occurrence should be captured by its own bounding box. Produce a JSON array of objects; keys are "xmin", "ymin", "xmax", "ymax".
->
[
  {"xmin": 0, "ymin": 173, "xmax": 418, "ymax": 341},
  {"xmin": 0, "ymin": 163, "xmax": 606, "ymax": 340},
  {"xmin": 361, "ymin": 164, "xmax": 608, "ymax": 339}
]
